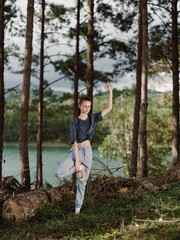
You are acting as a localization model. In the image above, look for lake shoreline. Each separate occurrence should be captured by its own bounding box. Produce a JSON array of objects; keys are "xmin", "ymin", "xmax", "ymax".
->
[{"xmin": 3, "ymin": 142, "xmax": 101, "ymax": 148}]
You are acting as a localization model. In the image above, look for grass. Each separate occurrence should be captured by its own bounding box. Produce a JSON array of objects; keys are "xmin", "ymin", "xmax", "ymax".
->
[{"xmin": 0, "ymin": 183, "xmax": 179, "ymax": 240}]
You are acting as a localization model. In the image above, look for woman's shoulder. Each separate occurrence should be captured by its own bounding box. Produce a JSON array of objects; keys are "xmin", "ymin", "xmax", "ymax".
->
[
  {"xmin": 71, "ymin": 117, "xmax": 79, "ymax": 125},
  {"xmin": 92, "ymin": 111, "xmax": 102, "ymax": 117},
  {"xmin": 92, "ymin": 111, "xmax": 103, "ymax": 122}
]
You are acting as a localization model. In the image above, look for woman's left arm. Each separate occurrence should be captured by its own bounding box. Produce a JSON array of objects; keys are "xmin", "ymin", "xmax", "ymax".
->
[{"xmin": 102, "ymin": 82, "xmax": 113, "ymax": 117}]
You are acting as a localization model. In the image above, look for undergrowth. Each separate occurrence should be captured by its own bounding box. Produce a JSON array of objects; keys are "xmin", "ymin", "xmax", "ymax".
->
[{"xmin": 0, "ymin": 183, "xmax": 179, "ymax": 240}]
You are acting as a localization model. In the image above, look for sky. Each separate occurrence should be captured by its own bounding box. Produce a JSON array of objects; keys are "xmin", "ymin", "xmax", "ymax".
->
[{"xmin": 4, "ymin": 0, "xmax": 173, "ymax": 94}]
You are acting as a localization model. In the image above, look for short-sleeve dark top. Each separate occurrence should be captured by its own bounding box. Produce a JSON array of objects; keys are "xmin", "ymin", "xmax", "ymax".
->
[{"xmin": 70, "ymin": 111, "xmax": 103, "ymax": 144}]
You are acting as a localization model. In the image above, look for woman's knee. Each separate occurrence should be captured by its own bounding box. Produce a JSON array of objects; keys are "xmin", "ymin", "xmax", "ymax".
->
[{"xmin": 54, "ymin": 167, "xmax": 64, "ymax": 178}]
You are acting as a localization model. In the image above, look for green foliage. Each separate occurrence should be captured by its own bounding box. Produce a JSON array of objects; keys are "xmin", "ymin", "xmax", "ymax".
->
[
  {"xmin": 4, "ymin": 110, "xmax": 20, "ymax": 142},
  {"xmin": 4, "ymin": 88, "xmax": 174, "ymax": 176},
  {"xmin": 99, "ymin": 92, "xmax": 133, "ymax": 175},
  {"xmin": 4, "ymin": 90, "xmax": 109, "ymax": 145},
  {"xmin": 52, "ymin": 55, "xmax": 113, "ymax": 85},
  {"xmin": 99, "ymin": 89, "xmax": 172, "ymax": 176},
  {"xmin": 59, "ymin": 92, "xmax": 73, "ymax": 102},
  {"xmin": 4, "ymin": 90, "xmax": 72, "ymax": 143},
  {"xmin": 4, "ymin": 0, "xmax": 17, "ymax": 27},
  {"xmin": 147, "ymin": 97, "xmax": 172, "ymax": 175},
  {"xmin": 48, "ymin": 4, "xmax": 67, "ymax": 21}
]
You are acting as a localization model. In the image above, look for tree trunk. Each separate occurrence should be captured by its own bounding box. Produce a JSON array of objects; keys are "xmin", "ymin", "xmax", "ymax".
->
[
  {"xmin": 86, "ymin": 0, "xmax": 94, "ymax": 110},
  {"xmin": 130, "ymin": 0, "xmax": 142, "ymax": 178},
  {"xmin": 172, "ymin": 0, "xmax": 179, "ymax": 167},
  {"xmin": 139, "ymin": 0, "xmax": 148, "ymax": 179},
  {"xmin": 72, "ymin": 0, "xmax": 81, "ymax": 187},
  {"xmin": 19, "ymin": 0, "xmax": 34, "ymax": 191},
  {"xmin": 2, "ymin": 188, "xmax": 63, "ymax": 221},
  {"xmin": 36, "ymin": 0, "xmax": 45, "ymax": 189},
  {"xmin": 0, "ymin": 0, "xmax": 4, "ymax": 183},
  {"xmin": 74, "ymin": 0, "xmax": 80, "ymax": 117}
]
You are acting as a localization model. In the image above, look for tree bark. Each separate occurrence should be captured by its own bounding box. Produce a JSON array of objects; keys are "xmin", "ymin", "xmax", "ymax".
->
[
  {"xmin": 139, "ymin": 0, "xmax": 148, "ymax": 179},
  {"xmin": 172, "ymin": 0, "xmax": 179, "ymax": 167},
  {"xmin": 130, "ymin": 0, "xmax": 142, "ymax": 178},
  {"xmin": 0, "ymin": 0, "xmax": 4, "ymax": 183},
  {"xmin": 74, "ymin": 0, "xmax": 80, "ymax": 117},
  {"xmin": 2, "ymin": 188, "xmax": 63, "ymax": 221},
  {"xmin": 72, "ymin": 0, "xmax": 81, "ymax": 187},
  {"xmin": 86, "ymin": 0, "xmax": 94, "ymax": 111},
  {"xmin": 36, "ymin": 0, "xmax": 45, "ymax": 189},
  {"xmin": 19, "ymin": 0, "xmax": 34, "ymax": 191}
]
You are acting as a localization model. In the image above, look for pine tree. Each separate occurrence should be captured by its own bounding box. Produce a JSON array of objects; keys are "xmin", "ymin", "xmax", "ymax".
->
[
  {"xmin": 19, "ymin": 0, "xmax": 34, "ymax": 191},
  {"xmin": 139, "ymin": 0, "xmax": 148, "ymax": 178},
  {"xmin": 172, "ymin": 0, "xmax": 179, "ymax": 167},
  {"xmin": 36, "ymin": 0, "xmax": 45, "ymax": 188},
  {"xmin": 0, "ymin": 0, "xmax": 5, "ymax": 182},
  {"xmin": 130, "ymin": 0, "xmax": 142, "ymax": 178},
  {"xmin": 86, "ymin": 0, "xmax": 94, "ymax": 110}
]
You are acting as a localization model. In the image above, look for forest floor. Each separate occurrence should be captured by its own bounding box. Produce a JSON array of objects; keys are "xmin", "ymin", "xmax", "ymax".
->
[{"xmin": 0, "ymin": 176, "xmax": 180, "ymax": 240}]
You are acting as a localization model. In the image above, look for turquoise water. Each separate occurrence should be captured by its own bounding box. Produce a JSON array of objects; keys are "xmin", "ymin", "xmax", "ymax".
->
[{"xmin": 2, "ymin": 145, "xmax": 123, "ymax": 187}]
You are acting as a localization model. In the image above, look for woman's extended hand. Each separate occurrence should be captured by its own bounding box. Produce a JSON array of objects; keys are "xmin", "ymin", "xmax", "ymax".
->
[{"xmin": 104, "ymin": 82, "xmax": 112, "ymax": 92}]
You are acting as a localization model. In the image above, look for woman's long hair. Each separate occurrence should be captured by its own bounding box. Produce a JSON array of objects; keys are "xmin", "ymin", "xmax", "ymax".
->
[{"xmin": 75, "ymin": 96, "xmax": 91, "ymax": 118}]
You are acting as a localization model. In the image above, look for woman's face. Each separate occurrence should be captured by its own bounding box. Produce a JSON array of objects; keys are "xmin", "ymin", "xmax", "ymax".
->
[{"xmin": 79, "ymin": 100, "xmax": 91, "ymax": 114}]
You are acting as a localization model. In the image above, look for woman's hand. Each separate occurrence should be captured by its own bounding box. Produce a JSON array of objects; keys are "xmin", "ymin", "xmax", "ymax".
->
[
  {"xmin": 75, "ymin": 161, "xmax": 80, "ymax": 172},
  {"xmin": 104, "ymin": 82, "xmax": 112, "ymax": 92}
]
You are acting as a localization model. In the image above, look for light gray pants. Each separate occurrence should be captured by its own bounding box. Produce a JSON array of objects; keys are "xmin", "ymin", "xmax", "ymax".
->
[{"xmin": 54, "ymin": 145, "xmax": 92, "ymax": 209}]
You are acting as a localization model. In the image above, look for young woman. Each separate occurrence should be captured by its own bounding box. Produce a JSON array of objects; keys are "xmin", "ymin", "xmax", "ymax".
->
[{"xmin": 54, "ymin": 82, "xmax": 112, "ymax": 214}]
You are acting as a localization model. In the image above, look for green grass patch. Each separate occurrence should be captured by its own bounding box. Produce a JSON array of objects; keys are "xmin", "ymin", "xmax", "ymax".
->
[{"xmin": 0, "ymin": 183, "xmax": 179, "ymax": 240}]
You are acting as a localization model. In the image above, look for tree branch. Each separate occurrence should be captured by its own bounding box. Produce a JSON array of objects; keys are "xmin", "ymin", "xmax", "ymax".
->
[
  {"xmin": 43, "ymin": 75, "xmax": 68, "ymax": 89},
  {"xmin": 148, "ymin": 2, "xmax": 171, "ymax": 13},
  {"xmin": 5, "ymin": 83, "xmax": 22, "ymax": 95},
  {"xmin": 135, "ymin": 219, "xmax": 180, "ymax": 223}
]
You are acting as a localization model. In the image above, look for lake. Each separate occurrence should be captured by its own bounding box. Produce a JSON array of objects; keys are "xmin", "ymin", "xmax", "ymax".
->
[{"xmin": 2, "ymin": 145, "xmax": 123, "ymax": 187}]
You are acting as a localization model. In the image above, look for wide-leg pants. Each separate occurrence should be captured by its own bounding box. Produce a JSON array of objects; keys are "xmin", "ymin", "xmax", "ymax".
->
[{"xmin": 54, "ymin": 145, "xmax": 92, "ymax": 209}]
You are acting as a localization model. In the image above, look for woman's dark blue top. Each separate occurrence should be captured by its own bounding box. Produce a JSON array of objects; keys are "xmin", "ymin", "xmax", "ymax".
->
[{"xmin": 70, "ymin": 111, "xmax": 103, "ymax": 144}]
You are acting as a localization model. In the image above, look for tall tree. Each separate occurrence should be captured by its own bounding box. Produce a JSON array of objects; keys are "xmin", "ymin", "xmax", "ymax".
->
[
  {"xmin": 19, "ymin": 0, "xmax": 34, "ymax": 191},
  {"xmin": 0, "ymin": 0, "xmax": 5, "ymax": 183},
  {"xmin": 36, "ymin": 0, "xmax": 45, "ymax": 188},
  {"xmin": 74, "ymin": 0, "xmax": 80, "ymax": 117},
  {"xmin": 139, "ymin": 0, "xmax": 148, "ymax": 178},
  {"xmin": 172, "ymin": 0, "xmax": 179, "ymax": 167},
  {"xmin": 86, "ymin": 0, "xmax": 94, "ymax": 109},
  {"xmin": 130, "ymin": 0, "xmax": 142, "ymax": 178},
  {"xmin": 72, "ymin": 0, "xmax": 81, "ymax": 187},
  {"xmin": 51, "ymin": 0, "xmax": 137, "ymax": 99}
]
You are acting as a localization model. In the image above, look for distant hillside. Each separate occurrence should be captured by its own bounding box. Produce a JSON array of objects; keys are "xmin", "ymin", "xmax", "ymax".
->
[
  {"xmin": 147, "ymin": 89, "xmax": 164, "ymax": 99},
  {"xmin": 5, "ymin": 87, "xmax": 167, "ymax": 103},
  {"xmin": 5, "ymin": 88, "xmax": 65, "ymax": 102},
  {"xmin": 5, "ymin": 89, "xmax": 21, "ymax": 102}
]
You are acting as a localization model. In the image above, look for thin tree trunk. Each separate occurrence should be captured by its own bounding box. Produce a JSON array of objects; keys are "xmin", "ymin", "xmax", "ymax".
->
[
  {"xmin": 72, "ymin": 0, "xmax": 81, "ymax": 187},
  {"xmin": 130, "ymin": 0, "xmax": 142, "ymax": 178},
  {"xmin": 36, "ymin": 0, "xmax": 45, "ymax": 188},
  {"xmin": 19, "ymin": 0, "xmax": 34, "ymax": 191},
  {"xmin": 86, "ymin": 0, "xmax": 94, "ymax": 110},
  {"xmin": 172, "ymin": 0, "xmax": 179, "ymax": 167},
  {"xmin": 139, "ymin": 0, "xmax": 148, "ymax": 179},
  {"xmin": 0, "ymin": 0, "xmax": 4, "ymax": 183},
  {"xmin": 74, "ymin": 0, "xmax": 80, "ymax": 117}
]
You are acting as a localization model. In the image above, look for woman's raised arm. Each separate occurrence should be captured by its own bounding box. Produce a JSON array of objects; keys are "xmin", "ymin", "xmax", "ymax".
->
[{"xmin": 102, "ymin": 82, "xmax": 113, "ymax": 117}]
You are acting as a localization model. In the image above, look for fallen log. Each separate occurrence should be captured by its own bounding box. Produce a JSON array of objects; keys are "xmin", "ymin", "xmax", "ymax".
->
[{"xmin": 2, "ymin": 187, "xmax": 62, "ymax": 221}]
